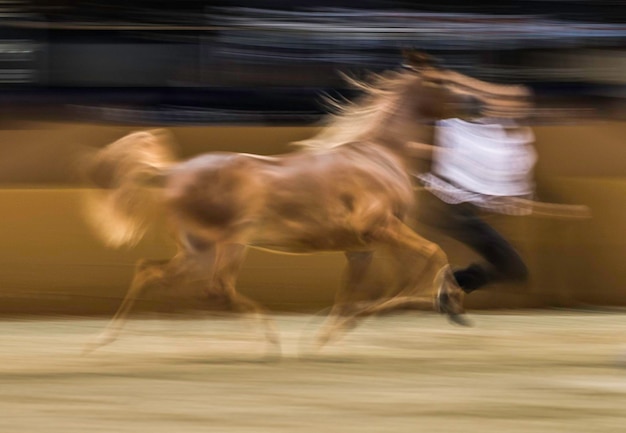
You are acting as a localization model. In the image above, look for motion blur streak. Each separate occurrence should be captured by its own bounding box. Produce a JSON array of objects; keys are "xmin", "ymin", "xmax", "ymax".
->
[{"xmin": 0, "ymin": 2, "xmax": 625, "ymax": 433}]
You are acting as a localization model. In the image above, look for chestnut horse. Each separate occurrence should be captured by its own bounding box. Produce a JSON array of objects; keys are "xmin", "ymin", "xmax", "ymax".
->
[{"xmin": 83, "ymin": 55, "xmax": 490, "ymax": 355}]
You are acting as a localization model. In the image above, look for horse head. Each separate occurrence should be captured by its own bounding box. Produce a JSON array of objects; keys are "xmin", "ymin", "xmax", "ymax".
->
[{"xmin": 402, "ymin": 49, "xmax": 533, "ymax": 120}]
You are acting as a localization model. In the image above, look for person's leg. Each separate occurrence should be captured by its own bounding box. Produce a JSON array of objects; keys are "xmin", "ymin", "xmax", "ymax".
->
[
  {"xmin": 417, "ymin": 193, "xmax": 527, "ymax": 293},
  {"xmin": 445, "ymin": 204, "xmax": 528, "ymax": 293}
]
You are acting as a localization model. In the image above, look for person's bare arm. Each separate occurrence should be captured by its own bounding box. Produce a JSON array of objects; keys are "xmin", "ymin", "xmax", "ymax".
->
[{"xmin": 405, "ymin": 141, "xmax": 436, "ymax": 159}]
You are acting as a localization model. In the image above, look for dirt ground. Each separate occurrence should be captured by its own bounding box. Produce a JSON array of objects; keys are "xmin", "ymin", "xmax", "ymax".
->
[{"xmin": 1, "ymin": 311, "xmax": 626, "ymax": 433}]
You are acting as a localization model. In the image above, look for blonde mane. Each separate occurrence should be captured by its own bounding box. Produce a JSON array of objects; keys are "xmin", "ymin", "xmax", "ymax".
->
[{"xmin": 294, "ymin": 69, "xmax": 422, "ymax": 150}]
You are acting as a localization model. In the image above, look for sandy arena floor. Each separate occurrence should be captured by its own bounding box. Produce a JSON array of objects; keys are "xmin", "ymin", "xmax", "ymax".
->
[{"xmin": 1, "ymin": 311, "xmax": 626, "ymax": 433}]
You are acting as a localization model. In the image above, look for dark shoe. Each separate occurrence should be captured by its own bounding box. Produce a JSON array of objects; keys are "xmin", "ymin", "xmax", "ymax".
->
[{"xmin": 453, "ymin": 263, "xmax": 490, "ymax": 294}]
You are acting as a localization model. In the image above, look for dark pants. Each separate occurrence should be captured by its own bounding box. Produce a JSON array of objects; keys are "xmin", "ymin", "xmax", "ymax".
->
[{"xmin": 417, "ymin": 193, "xmax": 528, "ymax": 293}]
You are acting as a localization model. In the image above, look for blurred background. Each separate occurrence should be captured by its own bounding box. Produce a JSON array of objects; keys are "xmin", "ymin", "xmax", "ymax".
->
[
  {"xmin": 0, "ymin": 0, "xmax": 626, "ymax": 123},
  {"xmin": 0, "ymin": 0, "xmax": 625, "ymax": 315},
  {"xmin": 2, "ymin": 5, "xmax": 626, "ymax": 432}
]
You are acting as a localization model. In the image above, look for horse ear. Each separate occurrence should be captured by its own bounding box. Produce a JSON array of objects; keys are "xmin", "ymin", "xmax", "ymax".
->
[{"xmin": 403, "ymin": 49, "xmax": 437, "ymax": 69}]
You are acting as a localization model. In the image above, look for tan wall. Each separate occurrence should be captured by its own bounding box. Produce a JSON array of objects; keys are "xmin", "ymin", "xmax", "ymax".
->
[{"xmin": 0, "ymin": 121, "xmax": 623, "ymax": 315}]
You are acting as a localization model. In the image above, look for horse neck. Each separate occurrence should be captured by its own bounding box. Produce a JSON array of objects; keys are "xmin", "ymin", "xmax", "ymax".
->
[{"xmin": 368, "ymin": 97, "xmax": 430, "ymax": 158}]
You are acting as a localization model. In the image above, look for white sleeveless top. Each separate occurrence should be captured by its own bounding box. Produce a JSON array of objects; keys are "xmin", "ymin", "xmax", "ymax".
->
[{"xmin": 418, "ymin": 118, "xmax": 537, "ymax": 214}]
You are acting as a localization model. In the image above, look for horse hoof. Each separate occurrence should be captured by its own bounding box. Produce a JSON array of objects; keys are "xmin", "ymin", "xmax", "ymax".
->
[
  {"xmin": 263, "ymin": 340, "xmax": 282, "ymax": 362},
  {"xmin": 81, "ymin": 341, "xmax": 101, "ymax": 356},
  {"xmin": 447, "ymin": 313, "xmax": 473, "ymax": 327},
  {"xmin": 82, "ymin": 332, "xmax": 115, "ymax": 356}
]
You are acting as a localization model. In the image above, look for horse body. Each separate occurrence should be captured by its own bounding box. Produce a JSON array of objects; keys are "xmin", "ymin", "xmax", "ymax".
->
[
  {"xmin": 83, "ymin": 64, "xmax": 474, "ymax": 355},
  {"xmin": 165, "ymin": 143, "xmax": 413, "ymax": 254}
]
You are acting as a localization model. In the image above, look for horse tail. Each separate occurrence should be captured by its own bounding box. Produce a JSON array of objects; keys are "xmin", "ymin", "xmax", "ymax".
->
[{"xmin": 83, "ymin": 129, "xmax": 176, "ymax": 248}]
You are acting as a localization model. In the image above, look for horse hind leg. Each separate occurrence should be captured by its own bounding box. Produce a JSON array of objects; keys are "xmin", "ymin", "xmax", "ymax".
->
[
  {"xmin": 208, "ymin": 243, "xmax": 281, "ymax": 357},
  {"xmin": 83, "ymin": 254, "xmax": 190, "ymax": 354}
]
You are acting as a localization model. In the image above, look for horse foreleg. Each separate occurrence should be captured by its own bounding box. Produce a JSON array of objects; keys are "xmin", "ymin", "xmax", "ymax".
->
[
  {"xmin": 314, "ymin": 251, "xmax": 373, "ymax": 349},
  {"xmin": 83, "ymin": 256, "xmax": 186, "ymax": 354},
  {"xmin": 315, "ymin": 294, "xmax": 437, "ymax": 351},
  {"xmin": 350, "ymin": 268, "xmax": 470, "ymax": 325},
  {"xmin": 208, "ymin": 244, "xmax": 281, "ymax": 356},
  {"xmin": 372, "ymin": 217, "xmax": 469, "ymax": 325}
]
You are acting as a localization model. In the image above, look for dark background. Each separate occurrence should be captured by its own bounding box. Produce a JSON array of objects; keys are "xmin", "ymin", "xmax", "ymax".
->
[{"xmin": 0, "ymin": 0, "xmax": 625, "ymax": 124}]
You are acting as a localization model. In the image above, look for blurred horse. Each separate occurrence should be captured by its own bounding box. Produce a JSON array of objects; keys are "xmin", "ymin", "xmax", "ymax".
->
[{"xmin": 83, "ymin": 52, "xmax": 514, "ymax": 355}]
